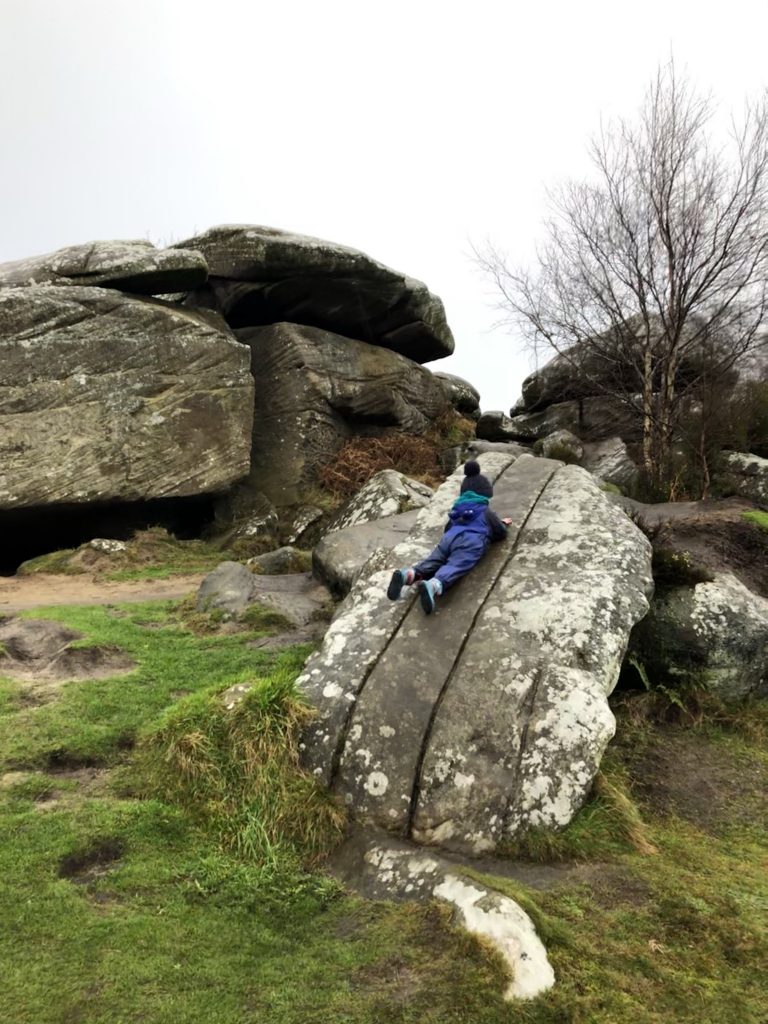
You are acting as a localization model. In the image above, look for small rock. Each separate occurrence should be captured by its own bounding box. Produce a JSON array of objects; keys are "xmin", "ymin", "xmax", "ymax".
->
[{"xmin": 533, "ymin": 429, "xmax": 584, "ymax": 463}]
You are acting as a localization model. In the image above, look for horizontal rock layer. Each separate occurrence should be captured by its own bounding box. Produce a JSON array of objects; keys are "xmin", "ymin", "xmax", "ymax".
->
[
  {"xmin": 0, "ymin": 286, "xmax": 253, "ymax": 510},
  {"xmin": 0, "ymin": 240, "xmax": 207, "ymax": 294},
  {"xmin": 177, "ymin": 224, "xmax": 454, "ymax": 363}
]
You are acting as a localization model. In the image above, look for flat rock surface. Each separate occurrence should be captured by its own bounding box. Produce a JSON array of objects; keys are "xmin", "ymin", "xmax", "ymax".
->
[
  {"xmin": 313, "ymin": 510, "xmax": 420, "ymax": 596},
  {"xmin": 0, "ymin": 286, "xmax": 253, "ymax": 510},
  {"xmin": 0, "ymin": 240, "xmax": 207, "ymax": 294},
  {"xmin": 298, "ymin": 453, "xmax": 653, "ymax": 854}
]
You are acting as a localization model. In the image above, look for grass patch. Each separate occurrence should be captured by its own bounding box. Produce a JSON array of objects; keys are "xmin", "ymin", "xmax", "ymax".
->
[
  {"xmin": 742, "ymin": 508, "xmax": 768, "ymax": 532},
  {"xmin": 135, "ymin": 671, "xmax": 345, "ymax": 865},
  {"xmin": 18, "ymin": 528, "xmax": 226, "ymax": 581},
  {"xmin": 0, "ymin": 597, "xmax": 766, "ymax": 1022},
  {"xmin": 0, "ymin": 601, "xmax": 313, "ymax": 770}
]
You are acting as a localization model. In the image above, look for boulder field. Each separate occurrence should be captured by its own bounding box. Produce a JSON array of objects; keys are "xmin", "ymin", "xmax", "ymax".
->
[{"xmin": 0, "ymin": 226, "xmax": 455, "ymax": 522}]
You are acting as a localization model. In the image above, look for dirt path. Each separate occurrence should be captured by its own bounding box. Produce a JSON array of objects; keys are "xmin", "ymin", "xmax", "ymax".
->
[{"xmin": 0, "ymin": 573, "xmax": 205, "ymax": 613}]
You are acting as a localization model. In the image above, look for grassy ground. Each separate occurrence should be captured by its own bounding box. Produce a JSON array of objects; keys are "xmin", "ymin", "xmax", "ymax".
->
[{"xmin": 1, "ymin": 600, "xmax": 766, "ymax": 1023}]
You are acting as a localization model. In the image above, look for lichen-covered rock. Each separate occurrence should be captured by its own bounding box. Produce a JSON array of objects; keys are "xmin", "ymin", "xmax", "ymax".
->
[
  {"xmin": 329, "ymin": 830, "xmax": 555, "ymax": 1001},
  {"xmin": 234, "ymin": 322, "xmax": 449, "ymax": 506},
  {"xmin": 433, "ymin": 372, "xmax": 481, "ymax": 419},
  {"xmin": 197, "ymin": 561, "xmax": 331, "ymax": 627},
  {"xmin": 298, "ymin": 454, "xmax": 653, "ymax": 853},
  {"xmin": 176, "ymin": 225, "xmax": 454, "ymax": 363},
  {"xmin": 325, "ymin": 470, "xmax": 433, "ymax": 534},
  {"xmin": 631, "ymin": 573, "xmax": 768, "ymax": 699},
  {"xmin": 580, "ymin": 437, "xmax": 639, "ymax": 491},
  {"xmin": 0, "ymin": 286, "xmax": 253, "ymax": 511},
  {"xmin": 533, "ymin": 429, "xmax": 584, "ymax": 463},
  {"xmin": 313, "ymin": 510, "xmax": 420, "ymax": 596},
  {"xmin": 719, "ymin": 452, "xmax": 768, "ymax": 509},
  {"xmin": 196, "ymin": 562, "xmax": 254, "ymax": 617},
  {"xmin": 0, "ymin": 240, "xmax": 207, "ymax": 294}
]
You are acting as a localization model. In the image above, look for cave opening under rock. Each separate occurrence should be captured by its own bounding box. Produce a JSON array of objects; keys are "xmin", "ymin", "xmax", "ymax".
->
[{"xmin": 0, "ymin": 494, "xmax": 217, "ymax": 576}]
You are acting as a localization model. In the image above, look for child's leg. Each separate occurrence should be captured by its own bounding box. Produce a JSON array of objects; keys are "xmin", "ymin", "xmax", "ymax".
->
[
  {"xmin": 433, "ymin": 532, "xmax": 489, "ymax": 590},
  {"xmin": 387, "ymin": 538, "xmax": 450, "ymax": 600},
  {"xmin": 417, "ymin": 533, "xmax": 489, "ymax": 614},
  {"xmin": 413, "ymin": 537, "xmax": 451, "ymax": 581}
]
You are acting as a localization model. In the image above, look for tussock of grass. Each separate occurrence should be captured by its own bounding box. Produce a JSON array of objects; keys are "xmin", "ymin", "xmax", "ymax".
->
[
  {"xmin": 651, "ymin": 546, "xmax": 714, "ymax": 586},
  {"xmin": 135, "ymin": 671, "xmax": 344, "ymax": 866},
  {"xmin": 501, "ymin": 759, "xmax": 657, "ymax": 862},
  {"xmin": 17, "ymin": 548, "xmax": 80, "ymax": 576},
  {"xmin": 742, "ymin": 508, "xmax": 768, "ymax": 532},
  {"xmin": 614, "ymin": 685, "xmax": 768, "ymax": 743}
]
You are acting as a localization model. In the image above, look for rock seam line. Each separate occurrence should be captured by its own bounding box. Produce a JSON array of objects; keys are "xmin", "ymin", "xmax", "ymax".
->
[
  {"xmin": 323, "ymin": 462, "xmax": 513, "ymax": 788},
  {"xmin": 405, "ymin": 462, "xmax": 561, "ymax": 838}
]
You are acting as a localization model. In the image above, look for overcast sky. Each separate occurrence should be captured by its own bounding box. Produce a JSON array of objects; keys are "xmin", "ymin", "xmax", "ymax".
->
[{"xmin": 3, "ymin": 1, "xmax": 768, "ymax": 410}]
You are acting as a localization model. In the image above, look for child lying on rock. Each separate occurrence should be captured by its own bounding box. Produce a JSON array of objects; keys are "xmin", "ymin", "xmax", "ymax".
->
[{"xmin": 386, "ymin": 460, "xmax": 512, "ymax": 614}]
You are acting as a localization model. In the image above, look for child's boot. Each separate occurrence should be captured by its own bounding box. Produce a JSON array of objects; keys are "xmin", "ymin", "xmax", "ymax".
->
[
  {"xmin": 387, "ymin": 567, "xmax": 415, "ymax": 600},
  {"xmin": 418, "ymin": 578, "xmax": 443, "ymax": 615}
]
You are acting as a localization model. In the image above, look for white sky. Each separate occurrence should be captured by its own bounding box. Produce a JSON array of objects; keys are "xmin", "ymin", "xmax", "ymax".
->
[{"xmin": 2, "ymin": 0, "xmax": 768, "ymax": 411}]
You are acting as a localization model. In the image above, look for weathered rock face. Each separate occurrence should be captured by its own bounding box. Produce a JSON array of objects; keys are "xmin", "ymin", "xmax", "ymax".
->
[
  {"xmin": 197, "ymin": 561, "xmax": 331, "ymax": 628},
  {"xmin": 0, "ymin": 286, "xmax": 253, "ymax": 510},
  {"xmin": 631, "ymin": 573, "xmax": 768, "ymax": 699},
  {"xmin": 533, "ymin": 429, "xmax": 584, "ymax": 463},
  {"xmin": 500, "ymin": 398, "xmax": 643, "ymax": 444},
  {"xmin": 580, "ymin": 438, "xmax": 639, "ymax": 491},
  {"xmin": 235, "ymin": 322, "xmax": 449, "ymax": 507},
  {"xmin": 298, "ymin": 453, "xmax": 653, "ymax": 854},
  {"xmin": 325, "ymin": 470, "xmax": 433, "ymax": 534},
  {"xmin": 0, "ymin": 240, "xmax": 207, "ymax": 294},
  {"xmin": 176, "ymin": 225, "xmax": 454, "ymax": 363},
  {"xmin": 719, "ymin": 452, "xmax": 768, "ymax": 509},
  {"xmin": 313, "ymin": 510, "xmax": 420, "ymax": 596},
  {"xmin": 433, "ymin": 372, "xmax": 481, "ymax": 419}
]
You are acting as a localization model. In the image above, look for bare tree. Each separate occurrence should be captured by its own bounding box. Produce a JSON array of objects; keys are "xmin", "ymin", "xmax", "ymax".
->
[{"xmin": 478, "ymin": 62, "xmax": 768, "ymax": 493}]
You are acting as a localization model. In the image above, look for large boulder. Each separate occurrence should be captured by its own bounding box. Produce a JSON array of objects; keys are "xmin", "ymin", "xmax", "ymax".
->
[
  {"xmin": 298, "ymin": 453, "xmax": 653, "ymax": 854},
  {"xmin": 234, "ymin": 322, "xmax": 449, "ymax": 507},
  {"xmin": 313, "ymin": 510, "xmax": 420, "ymax": 596},
  {"xmin": 580, "ymin": 438, "xmax": 639, "ymax": 491},
  {"xmin": 325, "ymin": 470, "xmax": 433, "ymax": 533},
  {"xmin": 631, "ymin": 573, "xmax": 768, "ymax": 699},
  {"xmin": 433, "ymin": 372, "xmax": 481, "ymax": 419},
  {"xmin": 0, "ymin": 240, "xmax": 207, "ymax": 294},
  {"xmin": 719, "ymin": 452, "xmax": 768, "ymax": 509},
  {"xmin": 500, "ymin": 397, "xmax": 643, "ymax": 444},
  {"xmin": 533, "ymin": 429, "xmax": 584, "ymax": 463},
  {"xmin": 0, "ymin": 286, "xmax": 253, "ymax": 511},
  {"xmin": 176, "ymin": 225, "xmax": 454, "ymax": 363}
]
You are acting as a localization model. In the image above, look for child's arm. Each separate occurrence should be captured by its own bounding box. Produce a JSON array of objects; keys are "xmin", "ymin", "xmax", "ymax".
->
[{"xmin": 486, "ymin": 508, "xmax": 510, "ymax": 541}]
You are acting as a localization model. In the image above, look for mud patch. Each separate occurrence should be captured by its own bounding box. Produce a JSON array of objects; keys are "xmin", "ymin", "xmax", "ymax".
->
[
  {"xmin": 614, "ymin": 725, "xmax": 768, "ymax": 834},
  {"xmin": 58, "ymin": 838, "xmax": 125, "ymax": 884},
  {"xmin": 628, "ymin": 497, "xmax": 768, "ymax": 597},
  {"xmin": 0, "ymin": 617, "xmax": 134, "ymax": 700},
  {"xmin": 351, "ymin": 958, "xmax": 422, "ymax": 1005}
]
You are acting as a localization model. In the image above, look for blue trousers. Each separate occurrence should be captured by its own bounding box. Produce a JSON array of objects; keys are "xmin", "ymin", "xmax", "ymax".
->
[{"xmin": 413, "ymin": 529, "xmax": 489, "ymax": 590}]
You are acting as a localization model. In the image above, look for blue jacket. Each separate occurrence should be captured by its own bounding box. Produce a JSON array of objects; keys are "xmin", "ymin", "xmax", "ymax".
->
[{"xmin": 444, "ymin": 490, "xmax": 508, "ymax": 541}]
